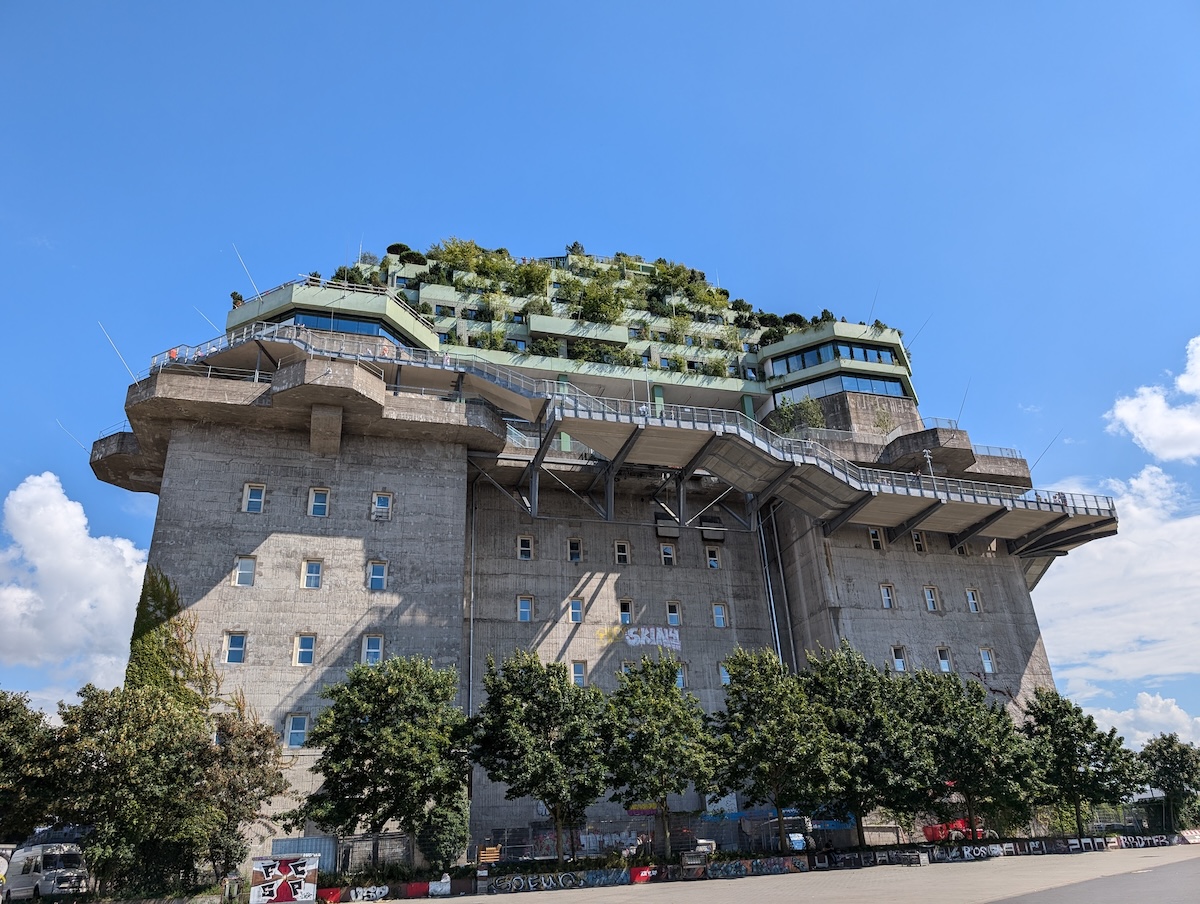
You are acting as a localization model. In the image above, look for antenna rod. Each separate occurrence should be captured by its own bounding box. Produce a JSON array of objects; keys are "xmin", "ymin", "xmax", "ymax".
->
[
  {"xmin": 56, "ymin": 419, "xmax": 88, "ymax": 452},
  {"xmin": 905, "ymin": 313, "xmax": 934, "ymax": 351},
  {"xmin": 956, "ymin": 377, "xmax": 971, "ymax": 424},
  {"xmin": 232, "ymin": 243, "xmax": 262, "ymax": 299},
  {"xmin": 193, "ymin": 306, "xmax": 220, "ymax": 333},
  {"xmin": 867, "ymin": 283, "xmax": 880, "ymax": 322},
  {"xmin": 1030, "ymin": 428, "xmax": 1064, "ymax": 473},
  {"xmin": 98, "ymin": 322, "xmax": 136, "ymax": 380}
]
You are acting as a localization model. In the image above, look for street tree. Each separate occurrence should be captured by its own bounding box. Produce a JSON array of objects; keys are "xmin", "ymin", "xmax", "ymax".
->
[
  {"xmin": 1138, "ymin": 733, "xmax": 1200, "ymax": 832},
  {"xmin": 910, "ymin": 671, "xmax": 1038, "ymax": 837},
  {"xmin": 799, "ymin": 641, "xmax": 929, "ymax": 847},
  {"xmin": 710, "ymin": 649, "xmax": 847, "ymax": 853},
  {"xmin": 471, "ymin": 650, "xmax": 609, "ymax": 864},
  {"xmin": 1022, "ymin": 687, "xmax": 1143, "ymax": 841},
  {"xmin": 292, "ymin": 657, "xmax": 469, "ymax": 867},
  {"xmin": 606, "ymin": 654, "xmax": 715, "ymax": 858},
  {"xmin": 0, "ymin": 688, "xmax": 52, "ymax": 842}
]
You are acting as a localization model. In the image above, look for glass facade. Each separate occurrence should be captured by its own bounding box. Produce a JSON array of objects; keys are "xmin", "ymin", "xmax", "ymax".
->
[
  {"xmin": 770, "ymin": 340, "xmax": 896, "ymax": 376},
  {"xmin": 775, "ymin": 373, "xmax": 907, "ymax": 405},
  {"xmin": 285, "ymin": 311, "xmax": 406, "ymax": 346}
]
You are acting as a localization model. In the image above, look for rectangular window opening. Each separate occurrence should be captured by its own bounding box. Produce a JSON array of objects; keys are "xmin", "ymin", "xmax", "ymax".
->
[
  {"xmin": 937, "ymin": 647, "xmax": 953, "ymax": 673},
  {"xmin": 614, "ymin": 541, "xmax": 630, "ymax": 565},
  {"xmin": 868, "ymin": 527, "xmax": 884, "ymax": 550},
  {"xmin": 286, "ymin": 714, "xmax": 308, "ymax": 748},
  {"xmin": 518, "ymin": 596, "xmax": 533, "ymax": 622},
  {"xmin": 880, "ymin": 583, "xmax": 895, "ymax": 609},
  {"xmin": 371, "ymin": 492, "xmax": 392, "ymax": 521},
  {"xmin": 572, "ymin": 661, "xmax": 587, "ymax": 687},
  {"xmin": 980, "ymin": 648, "xmax": 996, "ymax": 674},
  {"xmin": 362, "ymin": 635, "xmax": 383, "ymax": 665},
  {"xmin": 891, "ymin": 645, "xmax": 907, "ymax": 672},
  {"xmin": 619, "ymin": 598, "xmax": 632, "ymax": 625},
  {"xmin": 295, "ymin": 634, "xmax": 316, "ymax": 666},
  {"xmin": 568, "ymin": 538, "xmax": 583, "ymax": 562},
  {"xmin": 242, "ymin": 483, "xmax": 265, "ymax": 514},
  {"xmin": 368, "ymin": 560, "xmax": 387, "ymax": 591},
  {"xmin": 706, "ymin": 546, "xmax": 720, "ymax": 569},
  {"xmin": 712, "ymin": 602, "xmax": 728, "ymax": 628},
  {"xmin": 912, "ymin": 531, "xmax": 925, "ymax": 553},
  {"xmin": 225, "ymin": 632, "xmax": 246, "ymax": 664},
  {"xmin": 518, "ymin": 535, "xmax": 533, "ymax": 560},
  {"xmin": 233, "ymin": 556, "xmax": 256, "ymax": 587},
  {"xmin": 660, "ymin": 543, "xmax": 676, "ymax": 566},
  {"xmin": 924, "ymin": 586, "xmax": 939, "ymax": 611},
  {"xmin": 569, "ymin": 598, "xmax": 583, "ymax": 623},
  {"xmin": 309, "ymin": 488, "xmax": 329, "ymax": 517},
  {"xmin": 303, "ymin": 560, "xmax": 323, "ymax": 589},
  {"xmin": 667, "ymin": 601, "xmax": 681, "ymax": 626}
]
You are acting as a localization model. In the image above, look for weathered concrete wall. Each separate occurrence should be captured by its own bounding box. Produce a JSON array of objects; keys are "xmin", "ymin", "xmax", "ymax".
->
[{"xmin": 768, "ymin": 504, "xmax": 1054, "ymax": 709}]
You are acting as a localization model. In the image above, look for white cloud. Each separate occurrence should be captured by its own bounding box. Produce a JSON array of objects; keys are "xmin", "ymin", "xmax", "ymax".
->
[
  {"xmin": 0, "ymin": 473, "xmax": 146, "ymax": 698},
  {"xmin": 1034, "ymin": 465, "xmax": 1200, "ymax": 698},
  {"xmin": 1088, "ymin": 692, "xmax": 1200, "ymax": 748},
  {"xmin": 1106, "ymin": 335, "xmax": 1200, "ymax": 462}
]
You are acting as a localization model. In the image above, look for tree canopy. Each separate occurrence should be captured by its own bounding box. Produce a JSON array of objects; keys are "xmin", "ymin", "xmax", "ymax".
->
[
  {"xmin": 0, "ymin": 688, "xmax": 52, "ymax": 842},
  {"xmin": 1138, "ymin": 732, "xmax": 1200, "ymax": 832},
  {"xmin": 471, "ymin": 650, "xmax": 609, "ymax": 864}
]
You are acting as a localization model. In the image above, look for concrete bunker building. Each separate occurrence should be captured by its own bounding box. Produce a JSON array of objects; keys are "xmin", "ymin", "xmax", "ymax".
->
[{"xmin": 91, "ymin": 247, "xmax": 1117, "ymax": 846}]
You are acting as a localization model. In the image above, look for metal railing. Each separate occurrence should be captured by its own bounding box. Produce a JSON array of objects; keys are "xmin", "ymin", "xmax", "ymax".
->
[
  {"xmin": 971, "ymin": 443, "xmax": 1023, "ymax": 460},
  {"xmin": 884, "ymin": 417, "xmax": 960, "ymax": 443}
]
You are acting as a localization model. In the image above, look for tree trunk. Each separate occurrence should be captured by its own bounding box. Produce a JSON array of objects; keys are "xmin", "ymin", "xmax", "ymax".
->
[
  {"xmin": 553, "ymin": 805, "xmax": 564, "ymax": 866},
  {"xmin": 777, "ymin": 801, "xmax": 788, "ymax": 854},
  {"xmin": 854, "ymin": 803, "xmax": 867, "ymax": 848},
  {"xmin": 371, "ymin": 832, "xmax": 380, "ymax": 871},
  {"xmin": 1073, "ymin": 795, "xmax": 1084, "ymax": 843},
  {"xmin": 965, "ymin": 793, "xmax": 978, "ymax": 841},
  {"xmin": 659, "ymin": 799, "xmax": 671, "ymax": 861}
]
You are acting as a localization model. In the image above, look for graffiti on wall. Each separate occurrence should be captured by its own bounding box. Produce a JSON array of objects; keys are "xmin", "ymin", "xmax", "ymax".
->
[
  {"xmin": 251, "ymin": 856, "xmax": 319, "ymax": 903},
  {"xmin": 348, "ymin": 887, "xmax": 389, "ymax": 901},
  {"xmin": 625, "ymin": 627, "xmax": 681, "ymax": 651}
]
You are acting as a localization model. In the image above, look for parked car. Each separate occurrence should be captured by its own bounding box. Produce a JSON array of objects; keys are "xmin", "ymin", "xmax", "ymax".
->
[{"xmin": 2, "ymin": 844, "xmax": 88, "ymax": 903}]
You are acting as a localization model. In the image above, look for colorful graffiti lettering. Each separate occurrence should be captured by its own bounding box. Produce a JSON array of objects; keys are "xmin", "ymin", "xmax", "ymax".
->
[
  {"xmin": 348, "ymin": 887, "xmax": 389, "ymax": 901},
  {"xmin": 486, "ymin": 872, "xmax": 586, "ymax": 894},
  {"xmin": 624, "ymin": 627, "xmax": 681, "ymax": 651}
]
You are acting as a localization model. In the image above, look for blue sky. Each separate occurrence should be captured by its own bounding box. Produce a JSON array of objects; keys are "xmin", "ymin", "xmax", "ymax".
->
[{"xmin": 1, "ymin": 2, "xmax": 1198, "ymax": 743}]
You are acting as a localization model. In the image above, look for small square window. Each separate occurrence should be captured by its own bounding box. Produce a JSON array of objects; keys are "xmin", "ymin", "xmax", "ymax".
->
[
  {"xmin": 435, "ymin": 304, "xmax": 456, "ymax": 317},
  {"xmin": 706, "ymin": 546, "xmax": 720, "ymax": 569},
  {"xmin": 676, "ymin": 665, "xmax": 687, "ymax": 689},
  {"xmin": 309, "ymin": 488, "xmax": 329, "ymax": 517},
  {"xmin": 712, "ymin": 603, "xmax": 728, "ymax": 628},
  {"xmin": 295, "ymin": 634, "xmax": 315, "ymax": 666},
  {"xmin": 955, "ymin": 543, "xmax": 971, "ymax": 557},
  {"xmin": 619, "ymin": 599, "xmax": 632, "ymax": 625},
  {"xmin": 242, "ymin": 483, "xmax": 265, "ymax": 514},
  {"xmin": 518, "ymin": 536, "xmax": 533, "ymax": 560},
  {"xmin": 568, "ymin": 538, "xmax": 582, "ymax": 562},
  {"xmin": 362, "ymin": 635, "xmax": 383, "ymax": 665},
  {"xmin": 868, "ymin": 527, "xmax": 884, "ymax": 550},
  {"xmin": 911, "ymin": 531, "xmax": 925, "ymax": 553},
  {"xmin": 614, "ymin": 541, "xmax": 630, "ymax": 565},
  {"xmin": 719, "ymin": 665, "xmax": 731, "ymax": 686},
  {"xmin": 286, "ymin": 714, "xmax": 309, "ymax": 748},
  {"xmin": 891, "ymin": 646, "xmax": 907, "ymax": 672},
  {"xmin": 569, "ymin": 598, "xmax": 583, "ymax": 623},
  {"xmin": 225, "ymin": 632, "xmax": 246, "ymax": 664},
  {"xmin": 667, "ymin": 601, "xmax": 681, "ymax": 626},
  {"xmin": 233, "ymin": 556, "xmax": 256, "ymax": 587},
  {"xmin": 980, "ymin": 648, "xmax": 995, "ymax": 674},
  {"xmin": 937, "ymin": 647, "xmax": 953, "ymax": 673},
  {"xmin": 967, "ymin": 589, "xmax": 982, "ymax": 613},
  {"xmin": 660, "ymin": 544, "xmax": 676, "ymax": 566},
  {"xmin": 368, "ymin": 560, "xmax": 387, "ymax": 591},
  {"xmin": 372, "ymin": 492, "xmax": 392, "ymax": 520},
  {"xmin": 518, "ymin": 596, "xmax": 533, "ymax": 622},
  {"xmin": 924, "ymin": 586, "xmax": 939, "ymax": 612},
  {"xmin": 660, "ymin": 357, "xmax": 672, "ymax": 369},
  {"xmin": 303, "ymin": 560, "xmax": 323, "ymax": 589},
  {"xmin": 880, "ymin": 583, "xmax": 895, "ymax": 609},
  {"xmin": 572, "ymin": 661, "xmax": 587, "ymax": 687}
]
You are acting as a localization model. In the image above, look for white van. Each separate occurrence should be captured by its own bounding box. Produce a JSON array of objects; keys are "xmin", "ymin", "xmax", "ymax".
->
[{"xmin": 1, "ymin": 844, "xmax": 88, "ymax": 903}]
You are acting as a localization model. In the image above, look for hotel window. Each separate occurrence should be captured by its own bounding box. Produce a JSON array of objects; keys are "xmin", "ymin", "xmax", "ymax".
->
[
  {"xmin": 924, "ymin": 586, "xmax": 939, "ymax": 611},
  {"xmin": 518, "ymin": 596, "xmax": 533, "ymax": 622},
  {"xmin": 285, "ymin": 714, "xmax": 309, "ymax": 748},
  {"xmin": 295, "ymin": 634, "xmax": 316, "ymax": 666},
  {"xmin": 224, "ymin": 632, "xmax": 246, "ymax": 664},
  {"xmin": 667, "ymin": 601, "xmax": 681, "ymax": 626},
  {"xmin": 569, "ymin": 599, "xmax": 583, "ymax": 623},
  {"xmin": 362, "ymin": 635, "xmax": 383, "ymax": 665},
  {"xmin": 303, "ymin": 560, "xmax": 323, "ymax": 589},
  {"xmin": 911, "ymin": 531, "xmax": 926, "ymax": 553},
  {"xmin": 966, "ymin": 589, "xmax": 982, "ymax": 613},
  {"xmin": 937, "ymin": 647, "xmax": 953, "ymax": 673},
  {"xmin": 880, "ymin": 583, "xmax": 895, "ymax": 609},
  {"xmin": 572, "ymin": 661, "xmax": 587, "ymax": 687},
  {"xmin": 868, "ymin": 527, "xmax": 884, "ymax": 550},
  {"xmin": 309, "ymin": 488, "xmax": 329, "ymax": 517},
  {"xmin": 891, "ymin": 646, "xmax": 907, "ymax": 673},
  {"xmin": 719, "ymin": 665, "xmax": 731, "ymax": 686},
  {"xmin": 242, "ymin": 483, "xmax": 265, "ymax": 513},
  {"xmin": 517, "ymin": 535, "xmax": 533, "ymax": 560},
  {"xmin": 676, "ymin": 664, "xmax": 687, "ymax": 689},
  {"xmin": 568, "ymin": 538, "xmax": 582, "ymax": 562},
  {"xmin": 367, "ymin": 560, "xmax": 387, "ymax": 591},
  {"xmin": 980, "ymin": 648, "xmax": 996, "ymax": 674},
  {"xmin": 660, "ymin": 543, "xmax": 676, "ymax": 566},
  {"xmin": 619, "ymin": 598, "xmax": 632, "ymax": 625},
  {"xmin": 706, "ymin": 546, "xmax": 720, "ymax": 569},
  {"xmin": 371, "ymin": 492, "xmax": 392, "ymax": 520},
  {"xmin": 712, "ymin": 603, "xmax": 728, "ymax": 628},
  {"xmin": 614, "ymin": 541, "xmax": 630, "ymax": 565},
  {"xmin": 233, "ymin": 556, "xmax": 256, "ymax": 587}
]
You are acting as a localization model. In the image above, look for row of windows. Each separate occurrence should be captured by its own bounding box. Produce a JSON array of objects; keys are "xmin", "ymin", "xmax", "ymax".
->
[
  {"xmin": 519, "ymin": 597, "xmax": 729, "ymax": 627},
  {"xmin": 223, "ymin": 632, "xmax": 383, "ymax": 666},
  {"xmin": 890, "ymin": 645, "xmax": 997, "ymax": 675},
  {"xmin": 770, "ymin": 340, "xmax": 897, "ymax": 377},
  {"xmin": 279, "ymin": 658, "xmax": 730, "ymax": 748},
  {"xmin": 879, "ymin": 583, "xmax": 983, "ymax": 613},
  {"xmin": 232, "ymin": 557, "xmax": 390, "ymax": 590},
  {"xmin": 775, "ymin": 373, "xmax": 907, "ymax": 404},
  {"xmin": 867, "ymin": 527, "xmax": 984, "ymax": 557},
  {"xmin": 519, "ymin": 536, "xmax": 723, "ymax": 569},
  {"xmin": 241, "ymin": 484, "xmax": 393, "ymax": 520}
]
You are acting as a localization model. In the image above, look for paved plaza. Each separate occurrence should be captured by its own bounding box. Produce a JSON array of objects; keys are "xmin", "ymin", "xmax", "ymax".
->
[{"xmin": 533, "ymin": 844, "xmax": 1200, "ymax": 904}]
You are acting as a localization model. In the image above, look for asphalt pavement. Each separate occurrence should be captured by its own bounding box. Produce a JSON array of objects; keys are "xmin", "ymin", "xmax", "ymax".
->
[{"xmin": 537, "ymin": 844, "xmax": 1200, "ymax": 904}]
